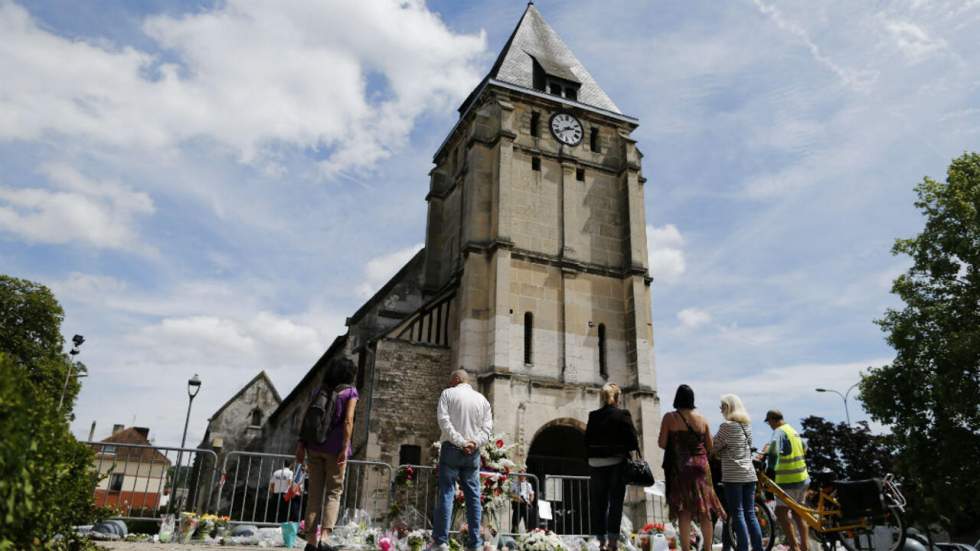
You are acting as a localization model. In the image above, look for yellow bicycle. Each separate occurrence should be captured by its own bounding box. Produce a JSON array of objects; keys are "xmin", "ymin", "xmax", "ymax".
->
[{"xmin": 742, "ymin": 458, "xmax": 908, "ymax": 551}]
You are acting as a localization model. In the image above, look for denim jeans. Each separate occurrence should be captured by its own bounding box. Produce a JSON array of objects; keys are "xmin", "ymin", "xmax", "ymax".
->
[
  {"xmin": 433, "ymin": 443, "xmax": 482, "ymax": 548},
  {"xmin": 589, "ymin": 463, "xmax": 626, "ymax": 543},
  {"xmin": 723, "ymin": 482, "xmax": 764, "ymax": 551}
]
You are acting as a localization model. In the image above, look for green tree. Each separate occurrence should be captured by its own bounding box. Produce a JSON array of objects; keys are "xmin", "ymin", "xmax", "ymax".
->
[
  {"xmin": 861, "ymin": 152, "xmax": 980, "ymax": 533},
  {"xmin": 0, "ymin": 275, "xmax": 97, "ymax": 549},
  {"xmin": 799, "ymin": 416, "xmax": 895, "ymax": 480}
]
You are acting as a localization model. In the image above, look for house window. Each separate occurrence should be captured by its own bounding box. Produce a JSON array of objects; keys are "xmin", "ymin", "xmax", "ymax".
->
[
  {"xmin": 590, "ymin": 128, "xmax": 599, "ymax": 152},
  {"xmin": 576, "ymin": 168, "xmax": 585, "ymax": 182},
  {"xmin": 598, "ymin": 324, "xmax": 608, "ymax": 379},
  {"xmin": 565, "ymin": 87, "xmax": 578, "ymax": 101},
  {"xmin": 532, "ymin": 157, "xmax": 541, "ymax": 171},
  {"xmin": 549, "ymin": 83, "xmax": 563, "ymax": 95},
  {"xmin": 249, "ymin": 408, "xmax": 263, "ymax": 427},
  {"xmin": 102, "ymin": 445, "xmax": 117, "ymax": 455},
  {"xmin": 399, "ymin": 444, "xmax": 422, "ymax": 466},
  {"xmin": 524, "ymin": 312, "xmax": 534, "ymax": 365},
  {"xmin": 531, "ymin": 111, "xmax": 540, "ymax": 137},
  {"xmin": 109, "ymin": 473, "xmax": 124, "ymax": 492}
]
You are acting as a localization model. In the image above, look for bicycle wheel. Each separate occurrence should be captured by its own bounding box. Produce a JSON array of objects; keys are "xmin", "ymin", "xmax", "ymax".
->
[
  {"xmin": 834, "ymin": 506, "xmax": 906, "ymax": 551},
  {"xmin": 727, "ymin": 499, "xmax": 776, "ymax": 551}
]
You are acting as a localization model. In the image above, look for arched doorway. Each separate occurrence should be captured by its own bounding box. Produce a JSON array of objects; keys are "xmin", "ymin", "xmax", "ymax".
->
[{"xmin": 527, "ymin": 419, "xmax": 589, "ymax": 535}]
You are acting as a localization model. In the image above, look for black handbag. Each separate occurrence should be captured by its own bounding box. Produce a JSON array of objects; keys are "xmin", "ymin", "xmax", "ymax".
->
[{"xmin": 624, "ymin": 452, "xmax": 656, "ymax": 487}]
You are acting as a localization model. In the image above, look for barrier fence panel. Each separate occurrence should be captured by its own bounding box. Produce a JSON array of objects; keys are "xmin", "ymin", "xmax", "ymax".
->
[
  {"xmin": 216, "ymin": 451, "xmax": 307, "ymax": 526},
  {"xmin": 544, "ymin": 475, "xmax": 591, "ymax": 536},
  {"xmin": 216, "ymin": 452, "xmax": 392, "ymax": 527},
  {"xmin": 86, "ymin": 441, "xmax": 218, "ymax": 521},
  {"xmin": 392, "ymin": 466, "xmax": 542, "ymax": 536}
]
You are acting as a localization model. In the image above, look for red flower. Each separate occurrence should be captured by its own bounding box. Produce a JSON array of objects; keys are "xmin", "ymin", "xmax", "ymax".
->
[{"xmin": 495, "ymin": 439, "xmax": 504, "ymax": 448}]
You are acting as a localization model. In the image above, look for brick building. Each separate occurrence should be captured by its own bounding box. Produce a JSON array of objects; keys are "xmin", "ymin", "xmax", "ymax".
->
[{"xmin": 239, "ymin": 2, "xmax": 661, "ymax": 523}]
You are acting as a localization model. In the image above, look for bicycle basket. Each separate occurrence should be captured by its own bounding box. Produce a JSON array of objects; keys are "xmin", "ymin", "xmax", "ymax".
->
[{"xmin": 834, "ymin": 478, "xmax": 886, "ymax": 520}]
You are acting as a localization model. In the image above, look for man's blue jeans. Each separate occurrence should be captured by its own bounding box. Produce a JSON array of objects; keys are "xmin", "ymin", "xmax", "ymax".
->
[
  {"xmin": 433, "ymin": 442, "xmax": 482, "ymax": 549},
  {"xmin": 723, "ymin": 482, "xmax": 764, "ymax": 551}
]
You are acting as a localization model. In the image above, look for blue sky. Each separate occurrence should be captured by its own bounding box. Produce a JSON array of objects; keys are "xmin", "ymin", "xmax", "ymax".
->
[{"xmin": 2, "ymin": 0, "xmax": 978, "ymax": 447}]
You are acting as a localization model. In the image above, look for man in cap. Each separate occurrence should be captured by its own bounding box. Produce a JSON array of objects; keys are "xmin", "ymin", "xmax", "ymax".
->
[{"xmin": 765, "ymin": 410, "xmax": 810, "ymax": 551}]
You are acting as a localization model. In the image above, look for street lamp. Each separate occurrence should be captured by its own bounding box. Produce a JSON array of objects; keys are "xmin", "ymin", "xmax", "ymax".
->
[
  {"xmin": 815, "ymin": 382, "xmax": 860, "ymax": 425},
  {"xmin": 173, "ymin": 374, "xmax": 202, "ymax": 512},
  {"xmin": 59, "ymin": 334, "xmax": 85, "ymax": 409}
]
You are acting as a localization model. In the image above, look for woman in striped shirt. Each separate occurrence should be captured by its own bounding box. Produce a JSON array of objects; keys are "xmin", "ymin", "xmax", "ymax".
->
[{"xmin": 713, "ymin": 394, "xmax": 764, "ymax": 551}]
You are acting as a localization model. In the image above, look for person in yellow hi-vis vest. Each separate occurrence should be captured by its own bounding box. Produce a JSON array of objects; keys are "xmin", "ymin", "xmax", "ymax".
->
[{"xmin": 764, "ymin": 410, "xmax": 810, "ymax": 551}]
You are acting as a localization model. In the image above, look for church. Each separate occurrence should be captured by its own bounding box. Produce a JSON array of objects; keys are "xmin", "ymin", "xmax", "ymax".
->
[{"xmin": 238, "ymin": 1, "xmax": 661, "ymax": 522}]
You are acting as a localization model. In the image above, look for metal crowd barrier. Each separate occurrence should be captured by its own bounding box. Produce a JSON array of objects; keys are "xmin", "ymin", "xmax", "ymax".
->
[
  {"xmin": 391, "ymin": 465, "xmax": 541, "ymax": 536},
  {"xmin": 543, "ymin": 474, "xmax": 590, "ymax": 536},
  {"xmin": 86, "ymin": 443, "xmax": 663, "ymax": 535},
  {"xmin": 216, "ymin": 451, "xmax": 392, "ymax": 526},
  {"xmin": 86, "ymin": 441, "xmax": 219, "ymax": 520}
]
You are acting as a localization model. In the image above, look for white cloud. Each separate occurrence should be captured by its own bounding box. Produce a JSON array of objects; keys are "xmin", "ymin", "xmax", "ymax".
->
[
  {"xmin": 884, "ymin": 20, "xmax": 947, "ymax": 63},
  {"xmin": 677, "ymin": 307, "xmax": 712, "ymax": 329},
  {"xmin": 647, "ymin": 224, "xmax": 686, "ymax": 284},
  {"xmin": 751, "ymin": 0, "xmax": 877, "ymax": 91},
  {"xmin": 356, "ymin": 243, "xmax": 424, "ymax": 298},
  {"xmin": 0, "ymin": 163, "xmax": 155, "ymax": 252},
  {"xmin": 0, "ymin": 1, "xmax": 486, "ymax": 176}
]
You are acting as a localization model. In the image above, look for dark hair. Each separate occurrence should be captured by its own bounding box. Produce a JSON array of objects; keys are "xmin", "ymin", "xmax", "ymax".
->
[
  {"xmin": 673, "ymin": 384, "xmax": 696, "ymax": 409},
  {"xmin": 324, "ymin": 357, "xmax": 357, "ymax": 389}
]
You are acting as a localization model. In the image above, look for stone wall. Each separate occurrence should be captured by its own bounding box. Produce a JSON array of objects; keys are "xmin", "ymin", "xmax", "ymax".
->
[
  {"xmin": 205, "ymin": 374, "xmax": 280, "ymax": 460},
  {"xmin": 364, "ymin": 338, "xmax": 452, "ymax": 465}
]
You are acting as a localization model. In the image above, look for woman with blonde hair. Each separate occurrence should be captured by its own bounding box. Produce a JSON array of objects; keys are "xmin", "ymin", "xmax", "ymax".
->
[
  {"xmin": 713, "ymin": 394, "xmax": 763, "ymax": 551},
  {"xmin": 585, "ymin": 383, "xmax": 640, "ymax": 551}
]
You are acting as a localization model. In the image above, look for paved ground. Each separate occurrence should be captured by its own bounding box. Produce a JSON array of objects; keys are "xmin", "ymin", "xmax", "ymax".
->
[{"xmin": 98, "ymin": 542, "xmax": 298, "ymax": 550}]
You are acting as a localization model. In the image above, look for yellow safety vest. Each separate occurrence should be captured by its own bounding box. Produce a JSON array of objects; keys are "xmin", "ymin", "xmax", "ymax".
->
[{"xmin": 774, "ymin": 424, "xmax": 809, "ymax": 485}]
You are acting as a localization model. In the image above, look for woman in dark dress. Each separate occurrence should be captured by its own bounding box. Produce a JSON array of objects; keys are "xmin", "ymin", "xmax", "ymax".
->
[
  {"xmin": 658, "ymin": 385, "xmax": 724, "ymax": 551},
  {"xmin": 585, "ymin": 383, "xmax": 640, "ymax": 551}
]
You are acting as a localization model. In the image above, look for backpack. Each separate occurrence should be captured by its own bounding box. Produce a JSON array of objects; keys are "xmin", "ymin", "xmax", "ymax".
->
[{"xmin": 300, "ymin": 384, "xmax": 352, "ymax": 445}]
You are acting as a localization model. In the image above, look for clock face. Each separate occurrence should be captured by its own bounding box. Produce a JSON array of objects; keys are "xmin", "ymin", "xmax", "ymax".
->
[{"xmin": 550, "ymin": 113, "xmax": 583, "ymax": 146}]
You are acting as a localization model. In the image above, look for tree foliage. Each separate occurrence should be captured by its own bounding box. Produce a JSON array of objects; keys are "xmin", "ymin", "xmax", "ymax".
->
[
  {"xmin": 861, "ymin": 153, "xmax": 980, "ymax": 533},
  {"xmin": 799, "ymin": 416, "xmax": 895, "ymax": 481},
  {"xmin": 0, "ymin": 275, "xmax": 97, "ymax": 549}
]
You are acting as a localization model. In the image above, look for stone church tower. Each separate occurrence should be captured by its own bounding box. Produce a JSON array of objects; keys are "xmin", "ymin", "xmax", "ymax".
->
[
  {"xmin": 257, "ymin": 2, "xmax": 661, "ymax": 523},
  {"xmin": 415, "ymin": 2, "xmax": 660, "ymax": 473}
]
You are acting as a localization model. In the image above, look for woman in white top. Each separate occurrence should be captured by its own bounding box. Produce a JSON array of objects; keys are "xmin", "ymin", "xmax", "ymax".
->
[{"xmin": 713, "ymin": 394, "xmax": 764, "ymax": 551}]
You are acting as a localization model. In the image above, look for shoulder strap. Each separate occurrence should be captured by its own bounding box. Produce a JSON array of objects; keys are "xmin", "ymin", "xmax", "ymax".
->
[
  {"xmin": 677, "ymin": 411, "xmax": 704, "ymax": 443},
  {"xmin": 737, "ymin": 423, "xmax": 752, "ymax": 455}
]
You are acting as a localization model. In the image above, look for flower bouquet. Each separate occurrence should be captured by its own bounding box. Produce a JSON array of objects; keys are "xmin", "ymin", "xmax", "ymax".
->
[
  {"xmin": 196, "ymin": 513, "xmax": 220, "ymax": 539},
  {"xmin": 518, "ymin": 529, "xmax": 569, "ymax": 551},
  {"xmin": 638, "ymin": 523, "xmax": 666, "ymax": 551},
  {"xmin": 214, "ymin": 515, "xmax": 231, "ymax": 538},
  {"xmin": 406, "ymin": 529, "xmax": 430, "ymax": 551},
  {"xmin": 395, "ymin": 465, "xmax": 415, "ymax": 488},
  {"xmin": 178, "ymin": 512, "xmax": 199, "ymax": 543}
]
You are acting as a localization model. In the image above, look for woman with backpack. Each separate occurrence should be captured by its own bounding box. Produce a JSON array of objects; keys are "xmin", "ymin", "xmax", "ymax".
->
[
  {"xmin": 658, "ymin": 384, "xmax": 724, "ymax": 551},
  {"xmin": 295, "ymin": 357, "xmax": 359, "ymax": 551}
]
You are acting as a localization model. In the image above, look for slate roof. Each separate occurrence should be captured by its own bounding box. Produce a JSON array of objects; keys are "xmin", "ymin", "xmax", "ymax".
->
[{"xmin": 486, "ymin": 3, "xmax": 621, "ymax": 114}]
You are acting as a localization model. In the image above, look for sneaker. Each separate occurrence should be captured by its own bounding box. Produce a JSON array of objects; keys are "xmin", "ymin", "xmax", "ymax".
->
[{"xmin": 431, "ymin": 544, "xmax": 450, "ymax": 551}]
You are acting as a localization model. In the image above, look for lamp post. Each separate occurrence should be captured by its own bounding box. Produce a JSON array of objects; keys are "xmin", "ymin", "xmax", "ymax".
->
[
  {"xmin": 173, "ymin": 374, "xmax": 201, "ymax": 512},
  {"xmin": 815, "ymin": 382, "xmax": 860, "ymax": 426},
  {"xmin": 59, "ymin": 334, "xmax": 85, "ymax": 410}
]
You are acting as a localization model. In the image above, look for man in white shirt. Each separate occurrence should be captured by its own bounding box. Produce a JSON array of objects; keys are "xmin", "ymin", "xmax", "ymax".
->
[
  {"xmin": 432, "ymin": 369, "xmax": 493, "ymax": 551},
  {"xmin": 510, "ymin": 472, "xmax": 536, "ymax": 532},
  {"xmin": 268, "ymin": 465, "xmax": 302, "ymax": 522}
]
